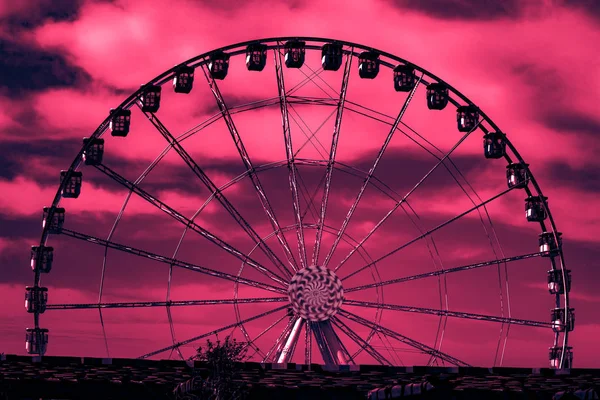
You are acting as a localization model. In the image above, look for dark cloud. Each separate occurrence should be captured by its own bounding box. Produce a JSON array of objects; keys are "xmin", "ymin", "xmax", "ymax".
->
[
  {"xmin": 387, "ymin": 0, "xmax": 521, "ymax": 20},
  {"xmin": 563, "ymin": 0, "xmax": 600, "ymax": 19},
  {"xmin": 545, "ymin": 161, "xmax": 600, "ymax": 193},
  {"xmin": 0, "ymin": 0, "xmax": 83, "ymax": 31},
  {"xmin": 542, "ymin": 112, "xmax": 600, "ymax": 139},
  {"xmin": 0, "ymin": 138, "xmax": 82, "ymax": 182},
  {"xmin": 0, "ymin": 39, "xmax": 91, "ymax": 97}
]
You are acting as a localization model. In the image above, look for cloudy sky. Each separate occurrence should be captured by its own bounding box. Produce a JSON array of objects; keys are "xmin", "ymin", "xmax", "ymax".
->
[{"xmin": 0, "ymin": 0, "xmax": 599, "ymax": 368}]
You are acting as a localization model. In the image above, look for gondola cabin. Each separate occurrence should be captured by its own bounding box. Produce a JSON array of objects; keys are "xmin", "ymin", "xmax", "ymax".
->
[
  {"xmin": 284, "ymin": 40, "xmax": 306, "ymax": 68},
  {"xmin": 483, "ymin": 132, "xmax": 506, "ymax": 159},
  {"xmin": 173, "ymin": 66, "xmax": 195, "ymax": 94},
  {"xmin": 109, "ymin": 108, "xmax": 131, "ymax": 137},
  {"xmin": 30, "ymin": 246, "xmax": 53, "ymax": 274},
  {"xmin": 25, "ymin": 328, "xmax": 49, "ymax": 355},
  {"xmin": 549, "ymin": 346, "xmax": 573, "ymax": 369},
  {"xmin": 393, "ymin": 65, "xmax": 416, "ymax": 92},
  {"xmin": 506, "ymin": 163, "xmax": 529, "ymax": 189},
  {"xmin": 60, "ymin": 170, "xmax": 82, "ymax": 198},
  {"xmin": 42, "ymin": 206, "xmax": 65, "ymax": 233},
  {"xmin": 426, "ymin": 83, "xmax": 449, "ymax": 110},
  {"xmin": 457, "ymin": 105, "xmax": 479, "ymax": 132},
  {"xmin": 547, "ymin": 269, "xmax": 571, "ymax": 295},
  {"xmin": 358, "ymin": 51, "xmax": 379, "ymax": 79},
  {"xmin": 525, "ymin": 195, "xmax": 548, "ymax": 222},
  {"xmin": 209, "ymin": 51, "xmax": 230, "ymax": 80},
  {"xmin": 25, "ymin": 286, "xmax": 48, "ymax": 313},
  {"xmin": 82, "ymin": 137, "xmax": 104, "ymax": 166},
  {"xmin": 321, "ymin": 43, "xmax": 343, "ymax": 71},
  {"xmin": 140, "ymin": 84, "xmax": 161, "ymax": 113},
  {"xmin": 246, "ymin": 44, "xmax": 267, "ymax": 71},
  {"xmin": 551, "ymin": 308, "xmax": 575, "ymax": 333},
  {"xmin": 539, "ymin": 231, "xmax": 562, "ymax": 257}
]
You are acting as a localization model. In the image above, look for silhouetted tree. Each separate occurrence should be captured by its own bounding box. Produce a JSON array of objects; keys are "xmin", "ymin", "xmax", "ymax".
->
[{"xmin": 192, "ymin": 337, "xmax": 249, "ymax": 400}]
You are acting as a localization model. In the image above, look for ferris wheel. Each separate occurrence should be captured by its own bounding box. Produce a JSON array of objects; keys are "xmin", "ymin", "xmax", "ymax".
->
[{"xmin": 26, "ymin": 37, "xmax": 573, "ymax": 368}]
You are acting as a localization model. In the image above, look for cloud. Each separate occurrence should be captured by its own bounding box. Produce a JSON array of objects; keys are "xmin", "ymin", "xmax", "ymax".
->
[{"xmin": 385, "ymin": 0, "xmax": 522, "ymax": 20}]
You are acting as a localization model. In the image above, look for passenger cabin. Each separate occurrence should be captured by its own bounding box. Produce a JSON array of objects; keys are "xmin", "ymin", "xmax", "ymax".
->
[
  {"xmin": 109, "ymin": 108, "xmax": 131, "ymax": 137},
  {"xmin": 483, "ymin": 132, "xmax": 506, "ymax": 159},
  {"xmin": 426, "ymin": 83, "xmax": 448, "ymax": 110},
  {"xmin": 284, "ymin": 40, "xmax": 306, "ymax": 68},
  {"xmin": 173, "ymin": 66, "xmax": 195, "ymax": 94},
  {"xmin": 549, "ymin": 346, "xmax": 573, "ymax": 369},
  {"xmin": 393, "ymin": 65, "xmax": 416, "ymax": 92},
  {"xmin": 358, "ymin": 52, "xmax": 379, "ymax": 79},
  {"xmin": 60, "ymin": 170, "xmax": 82, "ymax": 198},
  {"xmin": 506, "ymin": 163, "xmax": 529, "ymax": 189},
  {"xmin": 140, "ymin": 84, "xmax": 161, "ymax": 113},
  {"xmin": 525, "ymin": 195, "xmax": 548, "ymax": 222},
  {"xmin": 321, "ymin": 43, "xmax": 343, "ymax": 71},
  {"xmin": 551, "ymin": 308, "xmax": 575, "ymax": 333},
  {"xmin": 457, "ymin": 105, "xmax": 479, "ymax": 132},
  {"xmin": 25, "ymin": 328, "xmax": 49, "ymax": 355},
  {"xmin": 82, "ymin": 137, "xmax": 104, "ymax": 166},
  {"xmin": 246, "ymin": 44, "xmax": 267, "ymax": 71},
  {"xmin": 209, "ymin": 51, "xmax": 230, "ymax": 80},
  {"xmin": 25, "ymin": 286, "xmax": 48, "ymax": 313},
  {"xmin": 548, "ymin": 269, "xmax": 571, "ymax": 295},
  {"xmin": 539, "ymin": 231, "xmax": 562, "ymax": 257},
  {"xmin": 42, "ymin": 206, "xmax": 65, "ymax": 233},
  {"xmin": 30, "ymin": 246, "xmax": 53, "ymax": 274}
]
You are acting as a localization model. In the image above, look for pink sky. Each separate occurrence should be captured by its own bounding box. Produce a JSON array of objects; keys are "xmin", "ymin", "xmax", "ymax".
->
[{"xmin": 1, "ymin": 0, "xmax": 599, "ymax": 368}]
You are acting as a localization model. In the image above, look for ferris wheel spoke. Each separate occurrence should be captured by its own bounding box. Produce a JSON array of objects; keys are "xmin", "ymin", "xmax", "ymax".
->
[
  {"xmin": 346, "ymin": 251, "xmax": 544, "ymax": 293},
  {"xmin": 240, "ymin": 311, "xmax": 289, "ymax": 360},
  {"xmin": 338, "ymin": 309, "xmax": 470, "ymax": 367},
  {"xmin": 93, "ymin": 163, "xmax": 288, "ymax": 286},
  {"xmin": 341, "ymin": 182, "xmax": 518, "ymax": 281},
  {"xmin": 312, "ymin": 48, "xmax": 354, "ymax": 267},
  {"xmin": 274, "ymin": 45, "xmax": 309, "ymax": 270},
  {"xmin": 331, "ymin": 316, "xmax": 391, "ymax": 366},
  {"xmin": 140, "ymin": 110, "xmax": 292, "ymax": 280},
  {"xmin": 46, "ymin": 297, "xmax": 288, "ymax": 310},
  {"xmin": 323, "ymin": 73, "xmax": 423, "ymax": 269},
  {"xmin": 59, "ymin": 227, "xmax": 287, "ymax": 294},
  {"xmin": 343, "ymin": 300, "xmax": 552, "ymax": 328},
  {"xmin": 311, "ymin": 320, "xmax": 353, "ymax": 365},
  {"xmin": 263, "ymin": 314, "xmax": 297, "ymax": 362},
  {"xmin": 200, "ymin": 64, "xmax": 299, "ymax": 275},
  {"xmin": 139, "ymin": 304, "xmax": 288, "ymax": 359}
]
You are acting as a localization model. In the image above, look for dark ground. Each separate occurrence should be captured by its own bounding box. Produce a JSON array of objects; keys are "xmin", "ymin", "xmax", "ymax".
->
[{"xmin": 1, "ymin": 354, "xmax": 599, "ymax": 399}]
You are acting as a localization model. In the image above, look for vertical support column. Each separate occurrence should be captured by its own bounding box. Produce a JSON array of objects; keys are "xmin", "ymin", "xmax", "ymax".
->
[
  {"xmin": 311, "ymin": 320, "xmax": 350, "ymax": 365},
  {"xmin": 276, "ymin": 317, "xmax": 305, "ymax": 363}
]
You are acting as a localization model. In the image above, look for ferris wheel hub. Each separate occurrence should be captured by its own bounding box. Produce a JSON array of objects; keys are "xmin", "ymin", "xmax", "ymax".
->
[{"xmin": 287, "ymin": 265, "xmax": 344, "ymax": 322}]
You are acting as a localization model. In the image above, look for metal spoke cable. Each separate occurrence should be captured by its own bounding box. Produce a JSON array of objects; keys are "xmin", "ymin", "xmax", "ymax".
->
[
  {"xmin": 338, "ymin": 309, "xmax": 470, "ymax": 367},
  {"xmin": 59, "ymin": 227, "xmax": 287, "ymax": 294},
  {"xmin": 343, "ymin": 300, "xmax": 552, "ymax": 327},
  {"xmin": 274, "ymin": 45, "xmax": 309, "ymax": 269},
  {"xmin": 140, "ymin": 108, "xmax": 294, "ymax": 280},
  {"xmin": 346, "ymin": 251, "xmax": 544, "ymax": 292},
  {"xmin": 201, "ymin": 63, "xmax": 299, "ymax": 274},
  {"xmin": 322, "ymin": 73, "xmax": 423, "ymax": 269},
  {"xmin": 46, "ymin": 297, "xmax": 288, "ymax": 310},
  {"xmin": 138, "ymin": 305, "xmax": 288, "ymax": 359},
  {"xmin": 93, "ymin": 163, "xmax": 288, "ymax": 286},
  {"xmin": 342, "ymin": 180, "xmax": 513, "ymax": 281},
  {"xmin": 312, "ymin": 48, "xmax": 353, "ymax": 266}
]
